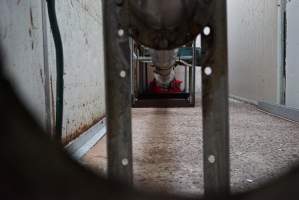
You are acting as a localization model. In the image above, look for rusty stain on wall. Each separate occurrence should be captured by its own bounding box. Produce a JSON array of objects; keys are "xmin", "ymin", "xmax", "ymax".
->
[
  {"xmin": 62, "ymin": 115, "xmax": 106, "ymax": 145},
  {"xmin": 0, "ymin": 0, "xmax": 105, "ymax": 141},
  {"xmin": 47, "ymin": 0, "xmax": 106, "ymax": 142}
]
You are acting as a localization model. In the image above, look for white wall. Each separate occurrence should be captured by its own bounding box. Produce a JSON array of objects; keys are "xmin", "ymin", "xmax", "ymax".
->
[
  {"xmin": 286, "ymin": 0, "xmax": 299, "ymax": 109},
  {"xmin": 0, "ymin": 0, "xmax": 106, "ymax": 143},
  {"xmin": 228, "ymin": 0, "xmax": 280, "ymax": 104},
  {"xmin": 0, "ymin": 0, "xmax": 47, "ymax": 127},
  {"xmin": 46, "ymin": 0, "xmax": 106, "ymax": 143}
]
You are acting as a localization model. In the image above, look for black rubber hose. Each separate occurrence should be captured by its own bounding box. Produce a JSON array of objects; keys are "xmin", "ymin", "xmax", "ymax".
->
[{"xmin": 46, "ymin": 0, "xmax": 64, "ymax": 141}]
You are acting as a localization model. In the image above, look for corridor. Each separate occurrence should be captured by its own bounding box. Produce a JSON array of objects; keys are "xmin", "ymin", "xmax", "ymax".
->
[{"xmin": 82, "ymin": 98, "xmax": 299, "ymax": 196}]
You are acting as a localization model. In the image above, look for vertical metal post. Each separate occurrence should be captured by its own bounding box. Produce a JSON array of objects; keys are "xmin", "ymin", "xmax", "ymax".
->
[
  {"xmin": 130, "ymin": 38, "xmax": 134, "ymax": 97},
  {"xmin": 189, "ymin": 47, "xmax": 193, "ymax": 95},
  {"xmin": 102, "ymin": 1, "xmax": 133, "ymax": 184},
  {"xmin": 184, "ymin": 66, "xmax": 187, "ymax": 92},
  {"xmin": 192, "ymin": 41, "xmax": 196, "ymax": 103},
  {"xmin": 137, "ymin": 49, "xmax": 143, "ymax": 95},
  {"xmin": 201, "ymin": 0, "xmax": 230, "ymax": 197},
  {"xmin": 145, "ymin": 65, "xmax": 148, "ymax": 91}
]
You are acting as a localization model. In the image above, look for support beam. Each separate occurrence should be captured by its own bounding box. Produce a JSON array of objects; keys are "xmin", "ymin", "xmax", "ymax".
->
[
  {"xmin": 102, "ymin": 0, "xmax": 133, "ymax": 184},
  {"xmin": 201, "ymin": 0, "xmax": 230, "ymax": 197}
]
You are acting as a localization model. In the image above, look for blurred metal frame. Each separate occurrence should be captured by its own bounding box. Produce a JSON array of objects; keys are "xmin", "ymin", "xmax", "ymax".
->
[
  {"xmin": 102, "ymin": 0, "xmax": 230, "ymax": 197},
  {"xmin": 200, "ymin": 0, "xmax": 230, "ymax": 197},
  {"xmin": 130, "ymin": 40, "xmax": 196, "ymax": 108},
  {"xmin": 103, "ymin": 0, "xmax": 133, "ymax": 183}
]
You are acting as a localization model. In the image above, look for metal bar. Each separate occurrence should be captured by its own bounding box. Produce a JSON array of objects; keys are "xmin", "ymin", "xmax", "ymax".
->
[
  {"xmin": 191, "ymin": 40, "xmax": 196, "ymax": 103},
  {"xmin": 134, "ymin": 56, "xmax": 194, "ymax": 62},
  {"xmin": 184, "ymin": 64, "xmax": 187, "ymax": 92},
  {"xmin": 187, "ymin": 40, "xmax": 196, "ymax": 103},
  {"xmin": 102, "ymin": 0, "xmax": 133, "ymax": 184},
  {"xmin": 145, "ymin": 64, "xmax": 148, "ymax": 90},
  {"xmin": 140, "ymin": 50, "xmax": 146, "ymax": 92},
  {"xmin": 188, "ymin": 61, "xmax": 192, "ymax": 94},
  {"xmin": 258, "ymin": 101, "xmax": 299, "ymax": 123},
  {"xmin": 133, "ymin": 98, "xmax": 194, "ymax": 108},
  {"xmin": 65, "ymin": 119, "xmax": 106, "ymax": 160},
  {"xmin": 137, "ymin": 49, "xmax": 143, "ymax": 95},
  {"xmin": 201, "ymin": 0, "xmax": 230, "ymax": 197},
  {"xmin": 130, "ymin": 38, "xmax": 134, "ymax": 97}
]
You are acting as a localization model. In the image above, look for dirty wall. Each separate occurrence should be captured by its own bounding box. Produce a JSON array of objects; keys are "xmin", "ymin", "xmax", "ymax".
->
[{"xmin": 0, "ymin": 0, "xmax": 106, "ymax": 143}]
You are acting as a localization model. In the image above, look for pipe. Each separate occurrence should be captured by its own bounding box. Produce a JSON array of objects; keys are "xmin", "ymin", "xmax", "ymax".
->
[
  {"xmin": 46, "ymin": 0, "xmax": 64, "ymax": 141},
  {"xmin": 149, "ymin": 49, "xmax": 178, "ymax": 88}
]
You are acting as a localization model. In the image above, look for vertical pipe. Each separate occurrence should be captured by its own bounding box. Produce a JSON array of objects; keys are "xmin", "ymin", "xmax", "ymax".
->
[
  {"xmin": 201, "ymin": 0, "xmax": 230, "ymax": 197},
  {"xmin": 102, "ymin": 0, "xmax": 133, "ymax": 184}
]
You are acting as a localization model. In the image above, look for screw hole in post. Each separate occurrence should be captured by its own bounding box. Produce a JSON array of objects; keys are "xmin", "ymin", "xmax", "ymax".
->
[
  {"xmin": 122, "ymin": 158, "xmax": 129, "ymax": 166},
  {"xmin": 118, "ymin": 29, "xmax": 125, "ymax": 37},
  {"xmin": 203, "ymin": 26, "xmax": 211, "ymax": 36},
  {"xmin": 208, "ymin": 155, "xmax": 216, "ymax": 164},
  {"xmin": 120, "ymin": 70, "xmax": 126, "ymax": 78},
  {"xmin": 204, "ymin": 66, "xmax": 213, "ymax": 76}
]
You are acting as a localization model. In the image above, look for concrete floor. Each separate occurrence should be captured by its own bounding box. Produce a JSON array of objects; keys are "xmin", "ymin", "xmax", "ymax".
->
[{"xmin": 81, "ymin": 98, "xmax": 299, "ymax": 196}]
